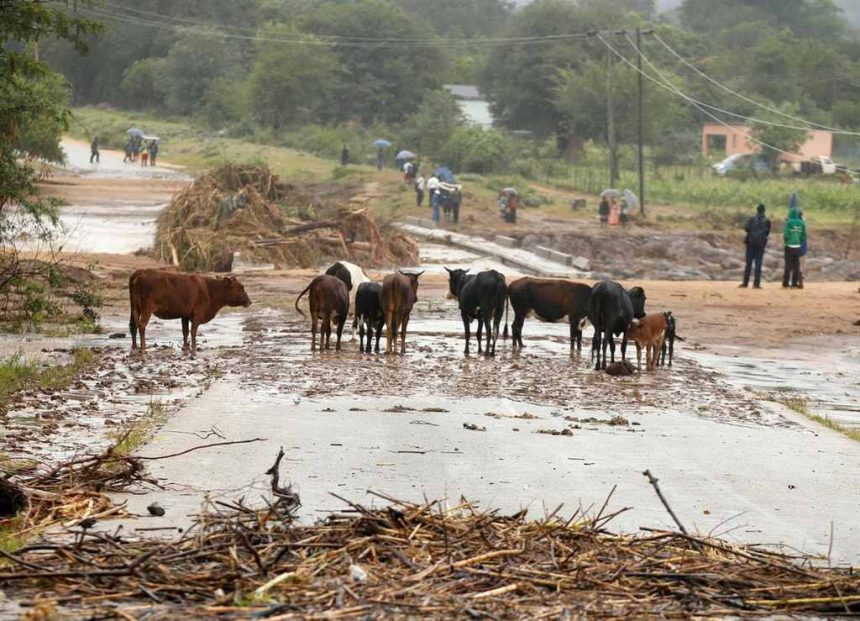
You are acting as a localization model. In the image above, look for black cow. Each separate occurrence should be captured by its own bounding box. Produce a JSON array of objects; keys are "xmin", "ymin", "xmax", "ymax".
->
[
  {"xmin": 445, "ymin": 268, "xmax": 507, "ymax": 356},
  {"xmin": 658, "ymin": 311, "xmax": 685, "ymax": 367},
  {"xmin": 354, "ymin": 282, "xmax": 384, "ymax": 354},
  {"xmin": 589, "ymin": 281, "xmax": 647, "ymax": 370},
  {"xmin": 504, "ymin": 277, "xmax": 592, "ymax": 352}
]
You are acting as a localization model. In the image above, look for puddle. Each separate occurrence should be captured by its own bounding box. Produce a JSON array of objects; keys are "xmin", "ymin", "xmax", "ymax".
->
[{"xmin": 690, "ymin": 339, "xmax": 860, "ymax": 428}]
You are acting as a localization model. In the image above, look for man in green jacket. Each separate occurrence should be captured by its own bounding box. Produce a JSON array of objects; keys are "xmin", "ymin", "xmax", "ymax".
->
[{"xmin": 782, "ymin": 206, "xmax": 807, "ymax": 288}]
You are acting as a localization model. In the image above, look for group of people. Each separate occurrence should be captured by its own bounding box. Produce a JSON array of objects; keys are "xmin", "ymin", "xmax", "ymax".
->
[
  {"xmin": 598, "ymin": 196, "xmax": 631, "ymax": 226},
  {"xmin": 414, "ymin": 171, "xmax": 462, "ymax": 224},
  {"xmin": 124, "ymin": 136, "xmax": 158, "ymax": 166},
  {"xmin": 740, "ymin": 200, "xmax": 808, "ymax": 289}
]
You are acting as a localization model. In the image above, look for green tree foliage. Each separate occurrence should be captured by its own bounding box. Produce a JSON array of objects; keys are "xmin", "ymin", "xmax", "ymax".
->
[
  {"xmin": 679, "ymin": 0, "xmax": 846, "ymax": 39},
  {"xmin": 248, "ymin": 26, "xmax": 337, "ymax": 129},
  {"xmin": 392, "ymin": 0, "xmax": 513, "ymax": 38},
  {"xmin": 400, "ymin": 91, "xmax": 464, "ymax": 159},
  {"xmin": 301, "ymin": 0, "xmax": 447, "ymax": 124},
  {"xmin": 1, "ymin": 1, "xmax": 101, "ymax": 249},
  {"xmin": 440, "ymin": 126, "xmax": 514, "ymax": 173},
  {"xmin": 750, "ymin": 107, "xmax": 811, "ymax": 167}
]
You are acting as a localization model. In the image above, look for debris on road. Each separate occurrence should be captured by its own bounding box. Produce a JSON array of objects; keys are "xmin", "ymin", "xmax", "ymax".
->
[
  {"xmin": 605, "ymin": 360, "xmax": 636, "ymax": 376},
  {"xmin": 462, "ymin": 423, "xmax": 486, "ymax": 432}
]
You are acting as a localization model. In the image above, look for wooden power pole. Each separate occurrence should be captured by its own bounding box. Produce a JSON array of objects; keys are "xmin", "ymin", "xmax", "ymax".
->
[{"xmin": 636, "ymin": 27, "xmax": 645, "ymax": 216}]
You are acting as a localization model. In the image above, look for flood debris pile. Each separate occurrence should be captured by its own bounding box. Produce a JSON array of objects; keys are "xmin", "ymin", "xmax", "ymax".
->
[
  {"xmin": 155, "ymin": 164, "xmax": 418, "ymax": 272},
  {"xmin": 1, "ymin": 474, "xmax": 857, "ymax": 618}
]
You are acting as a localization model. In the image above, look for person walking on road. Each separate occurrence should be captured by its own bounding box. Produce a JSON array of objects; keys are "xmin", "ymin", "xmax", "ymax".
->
[
  {"xmin": 376, "ymin": 148, "xmax": 384, "ymax": 171},
  {"xmin": 415, "ymin": 174, "xmax": 425, "ymax": 207},
  {"xmin": 89, "ymin": 137, "xmax": 100, "ymax": 164},
  {"xmin": 740, "ymin": 203, "xmax": 771, "ymax": 288},
  {"xmin": 782, "ymin": 206, "xmax": 807, "ymax": 288},
  {"xmin": 340, "ymin": 144, "xmax": 349, "ymax": 167},
  {"xmin": 148, "ymin": 140, "xmax": 158, "ymax": 166}
]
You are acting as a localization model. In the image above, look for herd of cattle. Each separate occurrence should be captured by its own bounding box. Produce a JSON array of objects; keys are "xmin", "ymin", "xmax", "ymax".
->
[{"xmin": 127, "ymin": 261, "xmax": 681, "ymax": 371}]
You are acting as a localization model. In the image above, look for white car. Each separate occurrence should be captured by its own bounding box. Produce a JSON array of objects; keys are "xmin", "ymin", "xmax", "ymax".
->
[{"xmin": 712, "ymin": 153, "xmax": 770, "ymax": 176}]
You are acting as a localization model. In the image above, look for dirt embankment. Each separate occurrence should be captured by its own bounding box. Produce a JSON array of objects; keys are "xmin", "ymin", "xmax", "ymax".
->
[{"xmin": 518, "ymin": 228, "xmax": 859, "ymax": 282}]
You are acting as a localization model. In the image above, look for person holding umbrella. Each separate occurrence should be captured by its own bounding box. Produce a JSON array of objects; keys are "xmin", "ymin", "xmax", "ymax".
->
[{"xmin": 372, "ymin": 139, "xmax": 390, "ymax": 171}]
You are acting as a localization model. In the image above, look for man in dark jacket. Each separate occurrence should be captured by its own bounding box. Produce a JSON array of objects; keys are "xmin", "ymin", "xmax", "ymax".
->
[{"xmin": 740, "ymin": 203, "xmax": 771, "ymax": 288}]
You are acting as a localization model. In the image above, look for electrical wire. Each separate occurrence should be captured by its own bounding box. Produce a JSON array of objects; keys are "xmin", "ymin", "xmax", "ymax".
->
[
  {"xmin": 652, "ymin": 31, "xmax": 859, "ymax": 135},
  {"xmin": 598, "ymin": 33, "xmax": 801, "ymax": 159}
]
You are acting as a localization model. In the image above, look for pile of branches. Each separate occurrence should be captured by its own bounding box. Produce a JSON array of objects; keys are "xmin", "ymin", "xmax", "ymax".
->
[
  {"xmin": 1, "ymin": 466, "xmax": 857, "ymax": 618},
  {"xmin": 155, "ymin": 164, "xmax": 419, "ymax": 272}
]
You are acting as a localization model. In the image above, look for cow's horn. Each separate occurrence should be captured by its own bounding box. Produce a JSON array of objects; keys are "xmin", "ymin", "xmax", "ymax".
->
[{"xmin": 444, "ymin": 266, "xmax": 452, "ymax": 273}]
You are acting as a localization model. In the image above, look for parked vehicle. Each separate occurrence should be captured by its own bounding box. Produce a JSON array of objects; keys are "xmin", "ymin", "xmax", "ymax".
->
[
  {"xmin": 793, "ymin": 155, "xmax": 838, "ymax": 175},
  {"xmin": 712, "ymin": 153, "xmax": 771, "ymax": 176}
]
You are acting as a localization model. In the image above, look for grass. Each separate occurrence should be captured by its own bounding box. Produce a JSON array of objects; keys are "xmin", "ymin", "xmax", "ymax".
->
[
  {"xmin": 0, "ymin": 518, "xmax": 29, "ymax": 555},
  {"xmin": 777, "ymin": 395, "xmax": 860, "ymax": 442},
  {"xmin": 69, "ymin": 107, "xmax": 337, "ymax": 180},
  {"xmin": 0, "ymin": 348, "xmax": 98, "ymax": 407},
  {"xmin": 109, "ymin": 399, "xmax": 168, "ymax": 456}
]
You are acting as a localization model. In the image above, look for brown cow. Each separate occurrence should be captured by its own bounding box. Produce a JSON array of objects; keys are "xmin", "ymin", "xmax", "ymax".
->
[
  {"xmin": 379, "ymin": 270, "xmax": 424, "ymax": 355},
  {"xmin": 294, "ymin": 275, "xmax": 349, "ymax": 351},
  {"xmin": 505, "ymin": 277, "xmax": 592, "ymax": 352},
  {"xmin": 129, "ymin": 269, "xmax": 251, "ymax": 352},
  {"xmin": 625, "ymin": 312, "xmax": 668, "ymax": 371}
]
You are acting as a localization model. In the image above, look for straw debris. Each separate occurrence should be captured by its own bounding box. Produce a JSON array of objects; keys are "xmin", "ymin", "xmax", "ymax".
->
[{"xmin": 155, "ymin": 164, "xmax": 418, "ymax": 272}]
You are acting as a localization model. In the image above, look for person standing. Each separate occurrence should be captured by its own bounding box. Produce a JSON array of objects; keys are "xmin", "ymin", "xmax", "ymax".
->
[
  {"xmin": 148, "ymin": 140, "xmax": 158, "ymax": 166},
  {"xmin": 376, "ymin": 148, "xmax": 384, "ymax": 171},
  {"xmin": 598, "ymin": 197, "xmax": 610, "ymax": 226},
  {"xmin": 782, "ymin": 206, "xmax": 807, "ymax": 289},
  {"xmin": 340, "ymin": 144, "xmax": 349, "ymax": 167},
  {"xmin": 415, "ymin": 174, "xmax": 425, "ymax": 207},
  {"xmin": 740, "ymin": 203, "xmax": 770, "ymax": 288},
  {"xmin": 427, "ymin": 174, "xmax": 440, "ymax": 206},
  {"xmin": 89, "ymin": 137, "xmax": 100, "ymax": 163},
  {"xmin": 123, "ymin": 139, "xmax": 133, "ymax": 163}
]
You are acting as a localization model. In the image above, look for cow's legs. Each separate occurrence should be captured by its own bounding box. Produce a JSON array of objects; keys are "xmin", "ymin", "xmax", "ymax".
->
[
  {"xmin": 621, "ymin": 334, "xmax": 628, "ymax": 362},
  {"xmin": 592, "ymin": 331, "xmax": 601, "ymax": 370},
  {"xmin": 373, "ymin": 318, "xmax": 383, "ymax": 353},
  {"xmin": 384, "ymin": 311, "xmax": 394, "ymax": 355},
  {"xmin": 190, "ymin": 321, "xmax": 200, "ymax": 353},
  {"xmin": 358, "ymin": 315, "xmax": 366, "ymax": 353},
  {"xmin": 476, "ymin": 317, "xmax": 483, "ymax": 354},
  {"xmin": 512, "ymin": 312, "xmax": 526, "ymax": 349},
  {"xmin": 491, "ymin": 307, "xmax": 503, "ymax": 356},
  {"xmin": 181, "ymin": 318, "xmax": 190, "ymax": 350},
  {"xmin": 482, "ymin": 311, "xmax": 494, "ymax": 357},
  {"xmin": 335, "ymin": 315, "xmax": 346, "ymax": 351},
  {"xmin": 461, "ymin": 312, "xmax": 471, "ymax": 355},
  {"xmin": 668, "ymin": 337, "xmax": 674, "ymax": 367},
  {"xmin": 311, "ymin": 314, "xmax": 318, "ymax": 352},
  {"xmin": 138, "ymin": 309, "xmax": 152, "ymax": 353},
  {"xmin": 636, "ymin": 342, "xmax": 642, "ymax": 371},
  {"xmin": 323, "ymin": 313, "xmax": 332, "ymax": 350},
  {"xmin": 606, "ymin": 332, "xmax": 616, "ymax": 368},
  {"xmin": 399, "ymin": 316, "xmax": 409, "ymax": 354}
]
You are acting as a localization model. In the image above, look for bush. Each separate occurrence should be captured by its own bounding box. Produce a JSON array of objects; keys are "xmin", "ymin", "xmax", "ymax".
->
[{"xmin": 440, "ymin": 126, "xmax": 514, "ymax": 174}]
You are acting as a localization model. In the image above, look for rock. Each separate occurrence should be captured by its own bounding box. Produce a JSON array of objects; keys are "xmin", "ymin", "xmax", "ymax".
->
[
  {"xmin": 147, "ymin": 502, "xmax": 165, "ymax": 517},
  {"xmin": 350, "ymin": 564, "xmax": 368, "ymax": 583},
  {"xmin": 108, "ymin": 332, "xmax": 126, "ymax": 339}
]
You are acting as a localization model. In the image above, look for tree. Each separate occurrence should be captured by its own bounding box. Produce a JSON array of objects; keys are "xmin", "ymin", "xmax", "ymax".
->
[
  {"xmin": 440, "ymin": 126, "xmax": 514, "ymax": 173},
  {"xmin": 400, "ymin": 91, "xmax": 464, "ymax": 159},
  {"xmin": 750, "ymin": 109, "xmax": 810, "ymax": 168},
  {"xmin": 301, "ymin": 0, "xmax": 447, "ymax": 124},
  {"xmin": 248, "ymin": 25, "xmax": 337, "ymax": 129},
  {"xmin": 679, "ymin": 0, "xmax": 846, "ymax": 39},
  {"xmin": 392, "ymin": 0, "xmax": 513, "ymax": 38}
]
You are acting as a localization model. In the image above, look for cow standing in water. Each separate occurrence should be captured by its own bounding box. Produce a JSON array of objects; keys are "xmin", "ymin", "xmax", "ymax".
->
[
  {"xmin": 295, "ymin": 275, "xmax": 349, "ymax": 351},
  {"xmin": 504, "ymin": 277, "xmax": 592, "ymax": 352},
  {"xmin": 128, "ymin": 269, "xmax": 252, "ymax": 353},
  {"xmin": 588, "ymin": 281, "xmax": 646, "ymax": 370},
  {"xmin": 379, "ymin": 270, "xmax": 423, "ymax": 355},
  {"xmin": 354, "ymin": 282, "xmax": 384, "ymax": 354},
  {"xmin": 445, "ymin": 268, "xmax": 507, "ymax": 356},
  {"xmin": 325, "ymin": 261, "xmax": 371, "ymax": 339}
]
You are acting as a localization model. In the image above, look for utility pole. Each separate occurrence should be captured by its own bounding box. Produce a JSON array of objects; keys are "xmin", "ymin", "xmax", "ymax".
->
[
  {"xmin": 606, "ymin": 46, "xmax": 618, "ymax": 188},
  {"xmin": 636, "ymin": 27, "xmax": 645, "ymax": 216}
]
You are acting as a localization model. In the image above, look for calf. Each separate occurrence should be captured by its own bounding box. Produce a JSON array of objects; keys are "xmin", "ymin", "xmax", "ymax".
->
[
  {"xmin": 588, "ymin": 280, "xmax": 640, "ymax": 370},
  {"xmin": 626, "ymin": 312, "xmax": 668, "ymax": 371},
  {"xmin": 379, "ymin": 270, "xmax": 423, "ymax": 355},
  {"xmin": 295, "ymin": 275, "xmax": 349, "ymax": 351},
  {"xmin": 445, "ymin": 268, "xmax": 507, "ymax": 356},
  {"xmin": 659, "ymin": 311, "xmax": 685, "ymax": 367},
  {"xmin": 129, "ymin": 269, "xmax": 251, "ymax": 353},
  {"xmin": 325, "ymin": 260, "xmax": 371, "ymax": 339},
  {"xmin": 354, "ymin": 282, "xmax": 384, "ymax": 354},
  {"xmin": 505, "ymin": 277, "xmax": 592, "ymax": 352}
]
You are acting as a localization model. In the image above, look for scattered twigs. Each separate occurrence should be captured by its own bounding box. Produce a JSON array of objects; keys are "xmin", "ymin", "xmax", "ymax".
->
[
  {"xmin": 265, "ymin": 447, "xmax": 301, "ymax": 520},
  {"xmin": 137, "ymin": 437, "xmax": 266, "ymax": 461},
  {"xmin": 642, "ymin": 469, "xmax": 703, "ymax": 552}
]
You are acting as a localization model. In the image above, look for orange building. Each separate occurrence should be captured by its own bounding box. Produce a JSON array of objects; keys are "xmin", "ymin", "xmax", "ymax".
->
[{"xmin": 701, "ymin": 124, "xmax": 833, "ymax": 162}]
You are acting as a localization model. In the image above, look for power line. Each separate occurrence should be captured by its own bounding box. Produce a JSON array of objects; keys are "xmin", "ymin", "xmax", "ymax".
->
[
  {"xmin": 596, "ymin": 33, "xmax": 801, "ymax": 160},
  {"xmin": 652, "ymin": 32, "xmax": 860, "ymax": 136},
  {"xmin": 82, "ymin": 5, "xmax": 594, "ymax": 49}
]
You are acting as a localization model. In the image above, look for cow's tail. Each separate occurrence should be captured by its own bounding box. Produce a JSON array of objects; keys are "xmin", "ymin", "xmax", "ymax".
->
[
  {"xmin": 128, "ymin": 273, "xmax": 139, "ymax": 347},
  {"xmin": 502, "ymin": 295, "xmax": 510, "ymax": 339},
  {"xmin": 294, "ymin": 283, "xmax": 313, "ymax": 318}
]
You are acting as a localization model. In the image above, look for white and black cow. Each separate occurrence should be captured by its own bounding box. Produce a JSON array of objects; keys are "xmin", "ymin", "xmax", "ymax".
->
[{"xmin": 325, "ymin": 260, "xmax": 371, "ymax": 339}]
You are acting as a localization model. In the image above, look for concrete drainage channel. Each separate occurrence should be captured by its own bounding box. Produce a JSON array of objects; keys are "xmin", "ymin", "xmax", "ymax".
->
[{"xmin": 397, "ymin": 219, "xmax": 591, "ymax": 278}]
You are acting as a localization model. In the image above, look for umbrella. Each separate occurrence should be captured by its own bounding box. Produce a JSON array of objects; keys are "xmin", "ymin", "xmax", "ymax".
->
[
  {"xmin": 396, "ymin": 150, "xmax": 416, "ymax": 160},
  {"xmin": 126, "ymin": 127, "xmax": 145, "ymax": 139},
  {"xmin": 600, "ymin": 188, "xmax": 622, "ymax": 198},
  {"xmin": 142, "ymin": 135, "xmax": 160, "ymax": 142},
  {"xmin": 435, "ymin": 166, "xmax": 455, "ymax": 183},
  {"xmin": 501, "ymin": 187, "xmax": 518, "ymax": 196},
  {"xmin": 372, "ymin": 139, "xmax": 392, "ymax": 148},
  {"xmin": 623, "ymin": 189, "xmax": 638, "ymax": 212}
]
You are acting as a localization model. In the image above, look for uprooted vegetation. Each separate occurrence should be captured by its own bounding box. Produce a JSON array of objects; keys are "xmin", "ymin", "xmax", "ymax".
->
[
  {"xmin": 155, "ymin": 164, "xmax": 419, "ymax": 272},
  {"xmin": 0, "ymin": 444, "xmax": 857, "ymax": 618}
]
